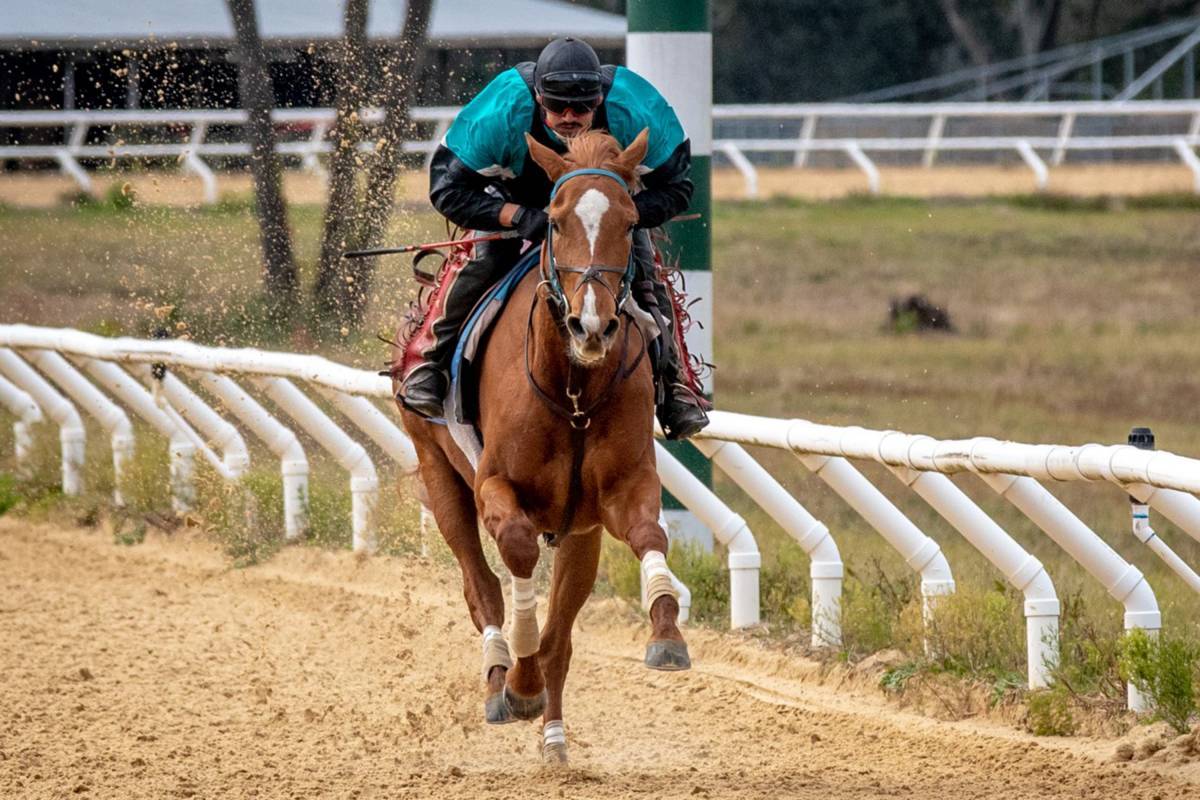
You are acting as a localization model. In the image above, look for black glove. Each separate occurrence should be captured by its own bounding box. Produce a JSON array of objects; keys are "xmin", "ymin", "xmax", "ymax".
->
[{"xmin": 511, "ymin": 206, "xmax": 549, "ymax": 243}]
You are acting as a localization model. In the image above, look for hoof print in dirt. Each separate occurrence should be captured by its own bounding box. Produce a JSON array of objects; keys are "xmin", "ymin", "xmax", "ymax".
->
[{"xmin": 645, "ymin": 639, "xmax": 692, "ymax": 671}]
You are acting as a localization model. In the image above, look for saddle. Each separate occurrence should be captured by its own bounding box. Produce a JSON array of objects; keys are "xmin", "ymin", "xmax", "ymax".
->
[{"xmin": 396, "ymin": 240, "xmax": 539, "ymax": 467}]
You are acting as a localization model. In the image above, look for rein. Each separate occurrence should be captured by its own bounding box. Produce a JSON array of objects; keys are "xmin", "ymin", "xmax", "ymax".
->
[{"xmin": 524, "ymin": 166, "xmax": 646, "ymax": 546}]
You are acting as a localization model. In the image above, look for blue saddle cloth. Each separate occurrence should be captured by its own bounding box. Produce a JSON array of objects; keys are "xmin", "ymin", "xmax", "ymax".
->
[{"xmin": 443, "ymin": 250, "xmax": 540, "ymax": 466}]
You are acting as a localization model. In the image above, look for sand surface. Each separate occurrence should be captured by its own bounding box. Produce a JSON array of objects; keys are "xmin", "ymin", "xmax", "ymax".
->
[{"xmin": 1, "ymin": 516, "xmax": 1197, "ymax": 799}]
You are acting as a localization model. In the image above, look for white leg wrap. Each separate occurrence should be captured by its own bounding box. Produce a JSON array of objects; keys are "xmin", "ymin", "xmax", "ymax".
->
[
  {"xmin": 543, "ymin": 720, "xmax": 566, "ymax": 748},
  {"xmin": 510, "ymin": 576, "xmax": 540, "ymax": 658},
  {"xmin": 481, "ymin": 624, "xmax": 513, "ymax": 681},
  {"xmin": 641, "ymin": 550, "xmax": 679, "ymax": 611}
]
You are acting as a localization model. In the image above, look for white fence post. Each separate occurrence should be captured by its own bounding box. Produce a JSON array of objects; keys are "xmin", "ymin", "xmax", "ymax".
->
[
  {"xmin": 75, "ymin": 358, "xmax": 198, "ymax": 514},
  {"xmin": 980, "ymin": 473, "xmax": 1159, "ymax": 711},
  {"xmin": 254, "ymin": 377, "xmax": 378, "ymax": 553},
  {"xmin": 1015, "ymin": 140, "xmax": 1050, "ymax": 191},
  {"xmin": 888, "ymin": 464, "xmax": 1059, "ymax": 688},
  {"xmin": 0, "ymin": 373, "xmax": 42, "ymax": 475},
  {"xmin": 188, "ymin": 371, "xmax": 309, "ymax": 541},
  {"xmin": 24, "ymin": 350, "xmax": 134, "ymax": 507},
  {"xmin": 0, "ymin": 349, "xmax": 85, "ymax": 494},
  {"xmin": 692, "ymin": 438, "xmax": 843, "ymax": 647},
  {"xmin": 130, "ymin": 365, "xmax": 250, "ymax": 479},
  {"xmin": 655, "ymin": 441, "xmax": 761, "ymax": 629},
  {"xmin": 717, "ymin": 141, "xmax": 758, "ymax": 199}
]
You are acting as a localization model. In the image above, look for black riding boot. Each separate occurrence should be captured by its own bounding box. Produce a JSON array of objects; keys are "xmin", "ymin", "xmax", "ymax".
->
[
  {"xmin": 400, "ymin": 235, "xmax": 522, "ymax": 418},
  {"xmin": 631, "ymin": 230, "xmax": 710, "ymax": 441}
]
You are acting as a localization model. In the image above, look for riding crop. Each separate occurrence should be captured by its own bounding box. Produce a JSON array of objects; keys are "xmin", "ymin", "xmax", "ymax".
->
[{"xmin": 341, "ymin": 214, "xmax": 703, "ymax": 259}]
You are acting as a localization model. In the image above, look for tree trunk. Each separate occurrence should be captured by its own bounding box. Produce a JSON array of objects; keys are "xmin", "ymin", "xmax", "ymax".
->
[
  {"xmin": 937, "ymin": 0, "xmax": 995, "ymax": 67},
  {"xmin": 314, "ymin": 0, "xmax": 371, "ymax": 327},
  {"xmin": 345, "ymin": 0, "xmax": 434, "ymax": 328},
  {"xmin": 225, "ymin": 0, "xmax": 298, "ymax": 306}
]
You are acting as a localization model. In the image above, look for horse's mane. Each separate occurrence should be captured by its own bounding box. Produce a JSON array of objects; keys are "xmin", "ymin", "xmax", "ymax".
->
[{"xmin": 564, "ymin": 130, "xmax": 623, "ymax": 170}]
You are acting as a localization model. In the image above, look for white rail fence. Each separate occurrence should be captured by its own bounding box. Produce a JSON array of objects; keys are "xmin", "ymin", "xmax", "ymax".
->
[
  {"xmin": 2, "ymin": 325, "xmax": 1200, "ymax": 712},
  {"xmin": 3, "ymin": 101, "xmax": 1200, "ymax": 201}
]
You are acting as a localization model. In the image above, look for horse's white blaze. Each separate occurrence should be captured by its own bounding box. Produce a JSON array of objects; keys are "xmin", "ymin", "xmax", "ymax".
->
[
  {"xmin": 581, "ymin": 285, "xmax": 601, "ymax": 334},
  {"xmin": 573, "ymin": 187, "xmax": 610, "ymax": 259}
]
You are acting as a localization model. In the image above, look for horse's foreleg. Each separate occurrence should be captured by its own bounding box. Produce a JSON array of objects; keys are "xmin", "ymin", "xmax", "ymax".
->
[
  {"xmin": 410, "ymin": 440, "xmax": 513, "ymax": 722},
  {"xmin": 537, "ymin": 526, "xmax": 602, "ymax": 764},
  {"xmin": 602, "ymin": 471, "xmax": 691, "ymax": 671},
  {"xmin": 477, "ymin": 474, "xmax": 546, "ymax": 720}
]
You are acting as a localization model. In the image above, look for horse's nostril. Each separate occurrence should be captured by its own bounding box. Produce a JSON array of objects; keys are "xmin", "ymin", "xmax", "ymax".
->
[
  {"xmin": 566, "ymin": 316, "xmax": 586, "ymax": 339},
  {"xmin": 602, "ymin": 318, "xmax": 620, "ymax": 338}
]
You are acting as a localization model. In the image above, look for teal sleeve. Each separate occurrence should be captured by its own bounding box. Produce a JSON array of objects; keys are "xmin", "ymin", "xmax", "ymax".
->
[
  {"xmin": 443, "ymin": 69, "xmax": 535, "ymax": 177},
  {"xmin": 603, "ymin": 67, "xmax": 687, "ymax": 170}
]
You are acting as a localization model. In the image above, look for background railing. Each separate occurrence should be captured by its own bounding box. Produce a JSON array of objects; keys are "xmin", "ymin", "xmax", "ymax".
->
[
  {"xmin": 3, "ymin": 325, "xmax": 1200, "ymax": 711},
  {"xmin": 3, "ymin": 101, "xmax": 1200, "ymax": 201}
]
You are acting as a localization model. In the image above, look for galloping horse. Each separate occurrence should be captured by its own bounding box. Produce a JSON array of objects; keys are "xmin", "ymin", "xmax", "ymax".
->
[{"xmin": 394, "ymin": 128, "xmax": 689, "ymax": 764}]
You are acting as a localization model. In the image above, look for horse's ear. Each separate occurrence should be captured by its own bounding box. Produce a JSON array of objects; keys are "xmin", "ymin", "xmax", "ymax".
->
[
  {"xmin": 525, "ymin": 132, "xmax": 570, "ymax": 183},
  {"xmin": 612, "ymin": 128, "xmax": 650, "ymax": 183}
]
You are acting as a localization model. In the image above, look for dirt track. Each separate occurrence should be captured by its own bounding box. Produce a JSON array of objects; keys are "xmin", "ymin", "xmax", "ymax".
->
[{"xmin": 1, "ymin": 517, "xmax": 1197, "ymax": 799}]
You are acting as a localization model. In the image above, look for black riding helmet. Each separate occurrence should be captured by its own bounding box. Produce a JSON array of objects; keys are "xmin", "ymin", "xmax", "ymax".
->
[{"xmin": 534, "ymin": 37, "xmax": 603, "ymax": 112}]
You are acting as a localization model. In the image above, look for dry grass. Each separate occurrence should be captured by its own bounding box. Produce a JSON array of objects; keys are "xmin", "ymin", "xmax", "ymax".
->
[
  {"xmin": 1, "ymin": 162, "xmax": 1196, "ymax": 209},
  {"xmin": 712, "ymin": 164, "xmax": 1199, "ymax": 200}
]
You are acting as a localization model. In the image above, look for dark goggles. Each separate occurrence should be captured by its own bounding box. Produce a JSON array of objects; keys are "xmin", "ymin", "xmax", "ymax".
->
[
  {"xmin": 537, "ymin": 70, "xmax": 602, "ymax": 114},
  {"xmin": 540, "ymin": 95, "xmax": 601, "ymax": 115}
]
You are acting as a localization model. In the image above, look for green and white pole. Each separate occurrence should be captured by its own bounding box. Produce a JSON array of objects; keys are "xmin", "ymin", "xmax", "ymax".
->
[{"xmin": 627, "ymin": 1, "xmax": 714, "ymax": 549}]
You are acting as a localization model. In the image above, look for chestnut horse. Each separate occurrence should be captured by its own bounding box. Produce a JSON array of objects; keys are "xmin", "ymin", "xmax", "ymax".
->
[{"xmin": 394, "ymin": 128, "xmax": 689, "ymax": 764}]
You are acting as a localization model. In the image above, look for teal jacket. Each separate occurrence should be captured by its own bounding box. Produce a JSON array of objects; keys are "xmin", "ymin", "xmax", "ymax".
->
[{"xmin": 429, "ymin": 63, "xmax": 693, "ymax": 230}]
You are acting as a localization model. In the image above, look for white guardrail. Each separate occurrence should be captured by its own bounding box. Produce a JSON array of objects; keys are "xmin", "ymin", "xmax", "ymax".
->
[
  {"xmin": 2, "ymin": 101, "xmax": 1200, "ymax": 200},
  {"xmin": 2, "ymin": 325, "xmax": 1200, "ymax": 711}
]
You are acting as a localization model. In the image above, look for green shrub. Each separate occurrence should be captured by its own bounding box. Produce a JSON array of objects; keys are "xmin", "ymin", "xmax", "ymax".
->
[
  {"xmin": 758, "ymin": 541, "xmax": 812, "ymax": 631},
  {"xmin": 668, "ymin": 540, "xmax": 729, "ymax": 625},
  {"xmin": 1049, "ymin": 590, "xmax": 1125, "ymax": 704},
  {"xmin": 880, "ymin": 661, "xmax": 921, "ymax": 694},
  {"xmin": 0, "ymin": 473, "xmax": 19, "ymax": 516},
  {"xmin": 595, "ymin": 538, "xmax": 730, "ymax": 625},
  {"xmin": 104, "ymin": 181, "xmax": 137, "ymax": 210},
  {"xmin": 1026, "ymin": 687, "xmax": 1076, "ymax": 736},
  {"xmin": 1119, "ymin": 628, "xmax": 1200, "ymax": 734},
  {"xmin": 918, "ymin": 583, "xmax": 1026, "ymax": 680},
  {"xmin": 839, "ymin": 559, "xmax": 917, "ymax": 659}
]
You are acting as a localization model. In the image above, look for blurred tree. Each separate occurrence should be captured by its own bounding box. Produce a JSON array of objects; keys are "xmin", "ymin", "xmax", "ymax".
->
[
  {"xmin": 225, "ymin": 0, "xmax": 298, "ymax": 306},
  {"xmin": 313, "ymin": 0, "xmax": 433, "ymax": 329},
  {"xmin": 314, "ymin": 0, "xmax": 371, "ymax": 327}
]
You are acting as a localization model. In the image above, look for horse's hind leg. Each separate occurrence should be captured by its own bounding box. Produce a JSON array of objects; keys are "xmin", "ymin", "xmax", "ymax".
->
[
  {"xmin": 412, "ymin": 441, "xmax": 511, "ymax": 722},
  {"xmin": 478, "ymin": 474, "xmax": 546, "ymax": 720},
  {"xmin": 537, "ymin": 525, "xmax": 602, "ymax": 765},
  {"xmin": 602, "ymin": 468, "xmax": 691, "ymax": 671}
]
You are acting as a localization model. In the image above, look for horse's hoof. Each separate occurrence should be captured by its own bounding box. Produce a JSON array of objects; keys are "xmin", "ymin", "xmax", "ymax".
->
[
  {"xmin": 645, "ymin": 639, "xmax": 692, "ymax": 671},
  {"xmin": 542, "ymin": 741, "xmax": 569, "ymax": 765},
  {"xmin": 503, "ymin": 686, "xmax": 547, "ymax": 721},
  {"xmin": 485, "ymin": 691, "xmax": 516, "ymax": 725}
]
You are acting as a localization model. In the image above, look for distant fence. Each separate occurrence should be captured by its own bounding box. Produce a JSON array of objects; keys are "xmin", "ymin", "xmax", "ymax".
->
[
  {"xmin": 2, "ymin": 101, "xmax": 1200, "ymax": 200},
  {"xmin": 3, "ymin": 324, "xmax": 1200, "ymax": 711}
]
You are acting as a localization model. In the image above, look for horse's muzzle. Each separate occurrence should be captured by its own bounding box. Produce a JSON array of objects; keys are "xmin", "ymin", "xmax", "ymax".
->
[{"xmin": 566, "ymin": 314, "xmax": 620, "ymax": 364}]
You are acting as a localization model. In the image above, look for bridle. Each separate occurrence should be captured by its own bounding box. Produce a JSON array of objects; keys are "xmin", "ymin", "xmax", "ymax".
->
[
  {"xmin": 523, "ymin": 165, "xmax": 646, "ymax": 546},
  {"xmin": 539, "ymin": 167, "xmax": 637, "ymax": 319}
]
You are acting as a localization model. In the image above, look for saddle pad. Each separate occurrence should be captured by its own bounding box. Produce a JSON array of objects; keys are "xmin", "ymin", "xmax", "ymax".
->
[{"xmin": 443, "ymin": 250, "xmax": 540, "ymax": 469}]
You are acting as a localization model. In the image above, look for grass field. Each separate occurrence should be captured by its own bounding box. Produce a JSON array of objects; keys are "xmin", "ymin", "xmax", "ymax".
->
[{"xmin": 2, "ymin": 190, "xmax": 1199, "ymax": 731}]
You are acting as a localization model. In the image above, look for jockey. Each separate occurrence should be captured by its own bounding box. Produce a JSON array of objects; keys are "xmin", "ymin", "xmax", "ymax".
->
[{"xmin": 400, "ymin": 36, "xmax": 711, "ymax": 440}]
